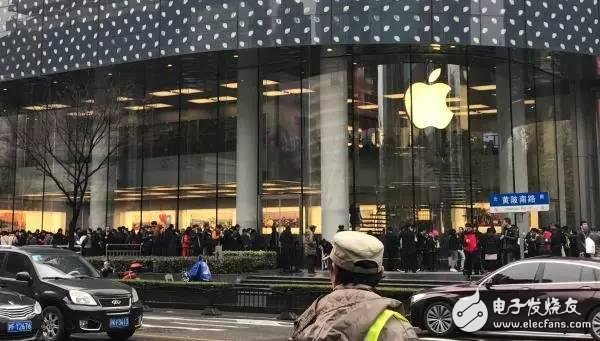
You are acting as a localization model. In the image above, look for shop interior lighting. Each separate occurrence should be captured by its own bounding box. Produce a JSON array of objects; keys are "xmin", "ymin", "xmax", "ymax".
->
[
  {"xmin": 124, "ymin": 103, "xmax": 173, "ymax": 110},
  {"xmin": 263, "ymin": 90, "xmax": 288, "ymax": 97},
  {"xmin": 188, "ymin": 98, "xmax": 214, "ymax": 104},
  {"xmin": 146, "ymin": 103, "xmax": 173, "ymax": 109},
  {"xmin": 470, "ymin": 85, "xmax": 497, "ymax": 91},
  {"xmin": 215, "ymin": 96, "xmax": 237, "ymax": 102},
  {"xmin": 384, "ymin": 93, "xmax": 405, "ymax": 99},
  {"xmin": 24, "ymin": 104, "xmax": 70, "ymax": 110},
  {"xmin": 149, "ymin": 88, "xmax": 203, "ymax": 97},
  {"xmin": 284, "ymin": 88, "xmax": 315, "ymax": 94},
  {"xmin": 221, "ymin": 80, "xmax": 279, "ymax": 89},
  {"xmin": 477, "ymin": 109, "xmax": 498, "ymax": 114},
  {"xmin": 188, "ymin": 96, "xmax": 237, "ymax": 104},
  {"xmin": 357, "ymin": 104, "xmax": 379, "ymax": 110}
]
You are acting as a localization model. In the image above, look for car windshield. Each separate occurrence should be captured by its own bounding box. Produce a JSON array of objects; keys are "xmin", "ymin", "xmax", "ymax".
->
[{"xmin": 31, "ymin": 253, "xmax": 100, "ymax": 279}]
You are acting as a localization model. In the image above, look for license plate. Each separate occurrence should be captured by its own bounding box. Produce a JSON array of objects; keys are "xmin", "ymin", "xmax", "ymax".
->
[
  {"xmin": 109, "ymin": 317, "xmax": 129, "ymax": 329},
  {"xmin": 7, "ymin": 321, "xmax": 32, "ymax": 333}
]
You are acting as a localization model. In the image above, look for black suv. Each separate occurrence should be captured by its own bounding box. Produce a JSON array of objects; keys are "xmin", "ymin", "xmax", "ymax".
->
[
  {"xmin": 0, "ymin": 289, "xmax": 42, "ymax": 340},
  {"xmin": 0, "ymin": 246, "xmax": 142, "ymax": 340}
]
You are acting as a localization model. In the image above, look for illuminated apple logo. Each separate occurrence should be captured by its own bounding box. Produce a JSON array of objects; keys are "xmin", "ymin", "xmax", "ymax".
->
[{"xmin": 404, "ymin": 68, "xmax": 454, "ymax": 129}]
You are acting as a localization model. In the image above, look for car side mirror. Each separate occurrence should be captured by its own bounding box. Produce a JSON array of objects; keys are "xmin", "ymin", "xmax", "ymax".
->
[
  {"xmin": 15, "ymin": 272, "xmax": 32, "ymax": 284},
  {"xmin": 484, "ymin": 279, "xmax": 494, "ymax": 289}
]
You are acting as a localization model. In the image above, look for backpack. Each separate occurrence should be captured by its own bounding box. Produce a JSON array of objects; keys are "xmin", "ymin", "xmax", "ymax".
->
[{"xmin": 586, "ymin": 237, "xmax": 596, "ymax": 255}]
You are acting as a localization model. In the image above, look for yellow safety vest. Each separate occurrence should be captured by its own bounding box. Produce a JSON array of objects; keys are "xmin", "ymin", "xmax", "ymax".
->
[{"xmin": 364, "ymin": 309, "xmax": 409, "ymax": 341}]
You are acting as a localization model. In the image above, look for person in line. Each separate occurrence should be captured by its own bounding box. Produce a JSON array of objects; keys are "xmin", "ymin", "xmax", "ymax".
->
[
  {"xmin": 589, "ymin": 226, "xmax": 600, "ymax": 258},
  {"xmin": 400, "ymin": 224, "xmax": 417, "ymax": 273},
  {"xmin": 525, "ymin": 228, "xmax": 543, "ymax": 258},
  {"xmin": 447, "ymin": 228, "xmax": 459, "ymax": 272},
  {"xmin": 550, "ymin": 224, "xmax": 566, "ymax": 256},
  {"xmin": 463, "ymin": 224, "xmax": 480, "ymax": 279},
  {"xmin": 415, "ymin": 229, "xmax": 427, "ymax": 272},
  {"xmin": 577, "ymin": 221, "xmax": 591, "ymax": 257},
  {"xmin": 500, "ymin": 218, "xmax": 518, "ymax": 265},
  {"xmin": 423, "ymin": 230, "xmax": 436, "ymax": 271},
  {"xmin": 303, "ymin": 225, "xmax": 317, "ymax": 274},
  {"xmin": 181, "ymin": 227, "xmax": 192, "ymax": 257},
  {"xmin": 481, "ymin": 226, "xmax": 500, "ymax": 271},
  {"xmin": 280, "ymin": 226, "xmax": 294, "ymax": 273},
  {"xmin": 291, "ymin": 231, "xmax": 418, "ymax": 341},
  {"xmin": 384, "ymin": 227, "xmax": 399, "ymax": 271},
  {"xmin": 456, "ymin": 227, "xmax": 465, "ymax": 272}
]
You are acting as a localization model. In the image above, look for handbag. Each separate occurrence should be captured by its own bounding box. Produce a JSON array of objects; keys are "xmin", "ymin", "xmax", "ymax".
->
[
  {"xmin": 586, "ymin": 237, "xmax": 596, "ymax": 255},
  {"xmin": 484, "ymin": 254, "xmax": 497, "ymax": 261}
]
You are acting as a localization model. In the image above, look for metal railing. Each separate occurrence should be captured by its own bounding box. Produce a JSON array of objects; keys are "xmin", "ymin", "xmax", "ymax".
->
[{"xmin": 106, "ymin": 243, "xmax": 142, "ymax": 258}]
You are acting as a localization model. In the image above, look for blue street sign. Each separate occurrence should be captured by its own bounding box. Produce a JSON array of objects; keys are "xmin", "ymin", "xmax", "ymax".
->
[{"xmin": 489, "ymin": 192, "xmax": 550, "ymax": 213}]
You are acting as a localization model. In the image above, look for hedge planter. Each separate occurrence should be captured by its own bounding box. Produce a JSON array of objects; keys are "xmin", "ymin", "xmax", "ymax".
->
[
  {"xmin": 87, "ymin": 251, "xmax": 277, "ymax": 274},
  {"xmin": 121, "ymin": 280, "xmax": 236, "ymax": 309},
  {"xmin": 269, "ymin": 284, "xmax": 420, "ymax": 314},
  {"xmin": 118, "ymin": 280, "xmax": 421, "ymax": 314}
]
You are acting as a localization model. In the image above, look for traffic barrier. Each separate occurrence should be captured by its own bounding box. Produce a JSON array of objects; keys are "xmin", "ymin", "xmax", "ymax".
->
[{"xmin": 106, "ymin": 243, "xmax": 142, "ymax": 258}]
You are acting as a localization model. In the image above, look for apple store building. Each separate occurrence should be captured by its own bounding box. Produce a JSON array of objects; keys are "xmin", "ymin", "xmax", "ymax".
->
[{"xmin": 0, "ymin": 0, "xmax": 600, "ymax": 240}]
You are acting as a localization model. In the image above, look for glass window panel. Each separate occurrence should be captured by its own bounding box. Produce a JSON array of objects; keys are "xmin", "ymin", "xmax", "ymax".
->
[
  {"xmin": 108, "ymin": 63, "xmax": 145, "ymax": 230},
  {"xmin": 217, "ymin": 53, "xmax": 240, "ymax": 230},
  {"xmin": 13, "ymin": 79, "xmax": 48, "ymax": 232},
  {"xmin": 260, "ymin": 60, "xmax": 303, "ymax": 234},
  {"xmin": 141, "ymin": 59, "xmax": 180, "ymax": 235},
  {"xmin": 410, "ymin": 56, "xmax": 470, "ymax": 235},
  {"xmin": 468, "ymin": 56, "xmax": 512, "ymax": 231},
  {"xmin": 352, "ymin": 54, "xmax": 413, "ymax": 235},
  {"xmin": 178, "ymin": 54, "xmax": 218, "ymax": 230}
]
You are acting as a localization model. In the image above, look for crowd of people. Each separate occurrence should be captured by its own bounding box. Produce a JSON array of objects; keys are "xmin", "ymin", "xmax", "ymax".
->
[
  {"xmin": 0, "ymin": 222, "xmax": 273, "ymax": 257},
  {"xmin": 4, "ymin": 218, "xmax": 600, "ymax": 279},
  {"xmin": 383, "ymin": 218, "xmax": 600, "ymax": 279}
]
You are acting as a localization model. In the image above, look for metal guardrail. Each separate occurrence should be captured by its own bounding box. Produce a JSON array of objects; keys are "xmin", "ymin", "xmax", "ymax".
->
[{"xmin": 106, "ymin": 244, "xmax": 142, "ymax": 258}]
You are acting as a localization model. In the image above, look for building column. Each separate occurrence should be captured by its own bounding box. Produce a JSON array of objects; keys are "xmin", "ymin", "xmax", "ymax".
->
[
  {"xmin": 235, "ymin": 55, "xmax": 260, "ymax": 231},
  {"xmin": 317, "ymin": 57, "xmax": 349, "ymax": 242},
  {"xmin": 89, "ymin": 134, "xmax": 109, "ymax": 229}
]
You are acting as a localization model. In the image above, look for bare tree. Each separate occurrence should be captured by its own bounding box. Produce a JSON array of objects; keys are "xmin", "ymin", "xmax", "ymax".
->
[{"xmin": 11, "ymin": 83, "xmax": 124, "ymax": 241}]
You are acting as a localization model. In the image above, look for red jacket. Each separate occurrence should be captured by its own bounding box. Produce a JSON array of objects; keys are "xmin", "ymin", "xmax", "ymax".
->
[
  {"xmin": 181, "ymin": 234, "xmax": 191, "ymax": 248},
  {"xmin": 464, "ymin": 232, "xmax": 478, "ymax": 253},
  {"xmin": 543, "ymin": 230, "xmax": 552, "ymax": 253}
]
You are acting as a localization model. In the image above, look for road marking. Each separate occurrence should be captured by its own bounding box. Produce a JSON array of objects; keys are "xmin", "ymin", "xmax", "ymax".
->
[
  {"xmin": 135, "ymin": 333, "xmax": 225, "ymax": 341},
  {"xmin": 142, "ymin": 323, "xmax": 226, "ymax": 332},
  {"xmin": 170, "ymin": 321, "xmax": 245, "ymax": 329},
  {"xmin": 144, "ymin": 315, "xmax": 293, "ymax": 327}
]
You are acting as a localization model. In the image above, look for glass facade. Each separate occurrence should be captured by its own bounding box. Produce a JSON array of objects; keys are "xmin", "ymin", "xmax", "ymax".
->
[{"xmin": 0, "ymin": 45, "xmax": 598, "ymax": 240}]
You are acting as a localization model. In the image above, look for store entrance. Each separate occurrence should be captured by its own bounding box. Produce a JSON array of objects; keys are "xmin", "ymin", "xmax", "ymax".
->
[{"xmin": 260, "ymin": 195, "xmax": 302, "ymax": 235}]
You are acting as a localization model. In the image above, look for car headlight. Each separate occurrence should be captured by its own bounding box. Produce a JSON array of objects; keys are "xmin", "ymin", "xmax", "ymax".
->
[
  {"xmin": 69, "ymin": 290, "xmax": 97, "ymax": 306},
  {"xmin": 33, "ymin": 302, "xmax": 42, "ymax": 314},
  {"xmin": 410, "ymin": 293, "xmax": 428, "ymax": 304},
  {"xmin": 131, "ymin": 288, "xmax": 139, "ymax": 303}
]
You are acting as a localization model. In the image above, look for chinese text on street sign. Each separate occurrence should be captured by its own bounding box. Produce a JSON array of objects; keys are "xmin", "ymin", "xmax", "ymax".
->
[{"xmin": 489, "ymin": 192, "xmax": 550, "ymax": 213}]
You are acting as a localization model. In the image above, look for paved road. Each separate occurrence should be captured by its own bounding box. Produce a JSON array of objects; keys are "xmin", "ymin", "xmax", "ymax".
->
[
  {"xmin": 71, "ymin": 308, "xmax": 294, "ymax": 341},
  {"xmin": 69, "ymin": 308, "xmax": 591, "ymax": 341}
]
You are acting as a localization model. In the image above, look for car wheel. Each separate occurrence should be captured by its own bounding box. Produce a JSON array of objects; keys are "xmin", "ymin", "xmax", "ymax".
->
[
  {"xmin": 107, "ymin": 329, "xmax": 136, "ymax": 340},
  {"xmin": 41, "ymin": 306, "xmax": 67, "ymax": 341},
  {"xmin": 589, "ymin": 307, "xmax": 600, "ymax": 340},
  {"xmin": 424, "ymin": 301, "xmax": 456, "ymax": 337}
]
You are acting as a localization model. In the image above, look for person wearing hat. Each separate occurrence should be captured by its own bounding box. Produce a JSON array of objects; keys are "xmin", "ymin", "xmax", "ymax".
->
[{"xmin": 291, "ymin": 231, "xmax": 417, "ymax": 341}]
